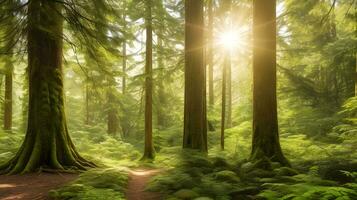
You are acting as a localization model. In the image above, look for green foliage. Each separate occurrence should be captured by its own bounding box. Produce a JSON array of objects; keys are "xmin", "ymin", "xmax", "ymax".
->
[
  {"xmin": 49, "ymin": 168, "xmax": 129, "ymax": 200},
  {"xmin": 0, "ymin": 130, "xmax": 22, "ymax": 163},
  {"xmin": 147, "ymin": 150, "xmax": 241, "ymax": 199}
]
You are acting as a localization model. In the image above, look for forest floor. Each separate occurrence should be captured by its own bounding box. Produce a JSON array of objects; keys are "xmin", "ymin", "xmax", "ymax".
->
[
  {"xmin": 0, "ymin": 173, "xmax": 78, "ymax": 200},
  {"xmin": 125, "ymin": 168, "xmax": 162, "ymax": 200}
]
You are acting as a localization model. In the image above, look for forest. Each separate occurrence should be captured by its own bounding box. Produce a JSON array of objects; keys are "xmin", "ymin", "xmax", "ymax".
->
[{"xmin": 0, "ymin": 0, "xmax": 356, "ymax": 199}]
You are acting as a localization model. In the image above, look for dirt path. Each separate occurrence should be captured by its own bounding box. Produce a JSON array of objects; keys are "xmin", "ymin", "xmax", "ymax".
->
[
  {"xmin": 0, "ymin": 173, "xmax": 77, "ymax": 200},
  {"xmin": 125, "ymin": 168, "xmax": 162, "ymax": 200}
]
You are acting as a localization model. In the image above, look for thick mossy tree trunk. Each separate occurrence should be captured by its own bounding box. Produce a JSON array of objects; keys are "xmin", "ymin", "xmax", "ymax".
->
[
  {"xmin": 142, "ymin": 0, "xmax": 155, "ymax": 160},
  {"xmin": 207, "ymin": 0, "xmax": 214, "ymax": 107},
  {"xmin": 4, "ymin": 58, "xmax": 13, "ymax": 131},
  {"xmin": 183, "ymin": 0, "xmax": 207, "ymax": 152},
  {"xmin": 251, "ymin": 0, "xmax": 289, "ymax": 166},
  {"xmin": 0, "ymin": 0, "xmax": 94, "ymax": 174}
]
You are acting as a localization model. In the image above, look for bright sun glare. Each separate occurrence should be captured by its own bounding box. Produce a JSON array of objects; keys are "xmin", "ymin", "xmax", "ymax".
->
[{"xmin": 217, "ymin": 30, "xmax": 244, "ymax": 51}]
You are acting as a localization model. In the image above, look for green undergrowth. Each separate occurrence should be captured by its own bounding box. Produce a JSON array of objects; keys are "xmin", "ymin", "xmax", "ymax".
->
[
  {"xmin": 49, "ymin": 168, "xmax": 129, "ymax": 200},
  {"xmin": 0, "ymin": 130, "xmax": 22, "ymax": 164},
  {"xmin": 147, "ymin": 148, "xmax": 357, "ymax": 200},
  {"xmin": 70, "ymin": 125, "xmax": 141, "ymax": 167}
]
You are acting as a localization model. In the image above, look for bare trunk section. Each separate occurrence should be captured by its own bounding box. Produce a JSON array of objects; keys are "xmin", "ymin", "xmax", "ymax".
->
[
  {"xmin": 143, "ymin": 0, "xmax": 155, "ymax": 160},
  {"xmin": 355, "ymin": 53, "xmax": 357, "ymax": 96},
  {"xmin": 183, "ymin": 0, "xmax": 207, "ymax": 152},
  {"xmin": 85, "ymin": 79, "xmax": 90, "ymax": 125},
  {"xmin": 156, "ymin": 36, "xmax": 167, "ymax": 129},
  {"xmin": 107, "ymin": 90, "xmax": 118, "ymax": 135},
  {"xmin": 251, "ymin": 0, "xmax": 289, "ymax": 166},
  {"xmin": 4, "ymin": 60, "xmax": 13, "ymax": 131},
  {"xmin": 0, "ymin": 0, "xmax": 94, "ymax": 174},
  {"xmin": 226, "ymin": 52, "xmax": 232, "ymax": 128},
  {"xmin": 122, "ymin": 3, "xmax": 127, "ymax": 95},
  {"xmin": 207, "ymin": 0, "xmax": 214, "ymax": 107},
  {"xmin": 221, "ymin": 53, "xmax": 228, "ymax": 150}
]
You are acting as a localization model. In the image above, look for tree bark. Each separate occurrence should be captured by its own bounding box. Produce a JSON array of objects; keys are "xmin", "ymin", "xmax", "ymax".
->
[
  {"xmin": 183, "ymin": 0, "xmax": 207, "ymax": 152},
  {"xmin": 157, "ymin": 36, "xmax": 167, "ymax": 129},
  {"xmin": 226, "ymin": 57, "xmax": 232, "ymax": 128},
  {"xmin": 355, "ymin": 53, "xmax": 357, "ymax": 96},
  {"xmin": 107, "ymin": 90, "xmax": 118, "ymax": 135},
  {"xmin": 207, "ymin": 0, "xmax": 214, "ymax": 107},
  {"xmin": 0, "ymin": 0, "xmax": 94, "ymax": 174},
  {"xmin": 221, "ymin": 52, "xmax": 228, "ymax": 150},
  {"xmin": 85, "ymin": 79, "xmax": 90, "ymax": 125},
  {"xmin": 4, "ymin": 59, "xmax": 13, "ymax": 131},
  {"xmin": 142, "ymin": 0, "xmax": 155, "ymax": 160},
  {"xmin": 122, "ymin": 3, "xmax": 127, "ymax": 95},
  {"xmin": 251, "ymin": 0, "xmax": 289, "ymax": 166}
]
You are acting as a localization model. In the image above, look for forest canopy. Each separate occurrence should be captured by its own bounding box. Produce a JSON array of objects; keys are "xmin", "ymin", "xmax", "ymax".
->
[{"xmin": 0, "ymin": 0, "xmax": 356, "ymax": 199}]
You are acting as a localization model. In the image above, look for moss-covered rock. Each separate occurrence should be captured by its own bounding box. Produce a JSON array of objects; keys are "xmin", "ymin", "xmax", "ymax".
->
[
  {"xmin": 245, "ymin": 169, "xmax": 275, "ymax": 178},
  {"xmin": 214, "ymin": 170, "xmax": 240, "ymax": 183},
  {"xmin": 174, "ymin": 189, "xmax": 199, "ymax": 199},
  {"xmin": 273, "ymin": 167, "xmax": 299, "ymax": 176},
  {"xmin": 211, "ymin": 157, "xmax": 232, "ymax": 170},
  {"xmin": 241, "ymin": 162, "xmax": 255, "ymax": 173}
]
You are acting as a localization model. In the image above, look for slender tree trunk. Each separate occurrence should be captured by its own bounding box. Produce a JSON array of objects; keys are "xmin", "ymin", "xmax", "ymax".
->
[
  {"xmin": 355, "ymin": 53, "xmax": 357, "ymax": 96},
  {"xmin": 225, "ymin": 0, "xmax": 232, "ymax": 129},
  {"xmin": 4, "ymin": 59, "xmax": 13, "ymax": 131},
  {"xmin": 85, "ymin": 79, "xmax": 90, "ymax": 125},
  {"xmin": 107, "ymin": 90, "xmax": 118, "ymax": 135},
  {"xmin": 207, "ymin": 0, "xmax": 214, "ymax": 107},
  {"xmin": 122, "ymin": 9, "xmax": 127, "ymax": 95},
  {"xmin": 251, "ymin": 0, "xmax": 289, "ymax": 166},
  {"xmin": 142, "ymin": 0, "xmax": 155, "ymax": 160},
  {"xmin": 226, "ymin": 51, "xmax": 232, "ymax": 128},
  {"xmin": 221, "ymin": 53, "xmax": 228, "ymax": 150},
  {"xmin": 122, "ymin": 42, "xmax": 127, "ymax": 95},
  {"xmin": 183, "ymin": 0, "xmax": 207, "ymax": 152},
  {"xmin": 0, "ymin": 0, "xmax": 94, "ymax": 174},
  {"xmin": 157, "ymin": 36, "xmax": 166, "ymax": 129}
]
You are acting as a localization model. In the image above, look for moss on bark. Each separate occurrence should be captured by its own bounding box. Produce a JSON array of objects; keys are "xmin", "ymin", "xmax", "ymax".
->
[{"xmin": 0, "ymin": 0, "xmax": 94, "ymax": 174}]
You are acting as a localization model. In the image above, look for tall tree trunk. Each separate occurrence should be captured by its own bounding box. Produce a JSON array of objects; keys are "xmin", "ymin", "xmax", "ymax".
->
[
  {"xmin": 157, "ymin": 36, "xmax": 167, "ymax": 129},
  {"xmin": 0, "ymin": 0, "xmax": 94, "ymax": 174},
  {"xmin": 107, "ymin": 90, "xmax": 118, "ymax": 135},
  {"xmin": 226, "ymin": 58, "xmax": 232, "ymax": 128},
  {"xmin": 221, "ymin": 53, "xmax": 228, "ymax": 150},
  {"xmin": 207, "ymin": 0, "xmax": 214, "ymax": 107},
  {"xmin": 4, "ymin": 59, "xmax": 13, "ymax": 131},
  {"xmin": 251, "ymin": 0, "xmax": 289, "ymax": 166},
  {"xmin": 122, "ymin": 41, "xmax": 127, "ymax": 95},
  {"xmin": 122, "ymin": 2, "xmax": 127, "ymax": 95},
  {"xmin": 355, "ymin": 53, "xmax": 357, "ymax": 96},
  {"xmin": 183, "ymin": 0, "xmax": 207, "ymax": 152},
  {"xmin": 225, "ymin": 0, "xmax": 232, "ymax": 129},
  {"xmin": 142, "ymin": 0, "xmax": 155, "ymax": 160},
  {"xmin": 85, "ymin": 79, "xmax": 90, "ymax": 125}
]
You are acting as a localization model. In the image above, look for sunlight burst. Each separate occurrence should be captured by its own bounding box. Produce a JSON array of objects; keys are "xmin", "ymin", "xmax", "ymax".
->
[{"xmin": 217, "ymin": 30, "xmax": 243, "ymax": 51}]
